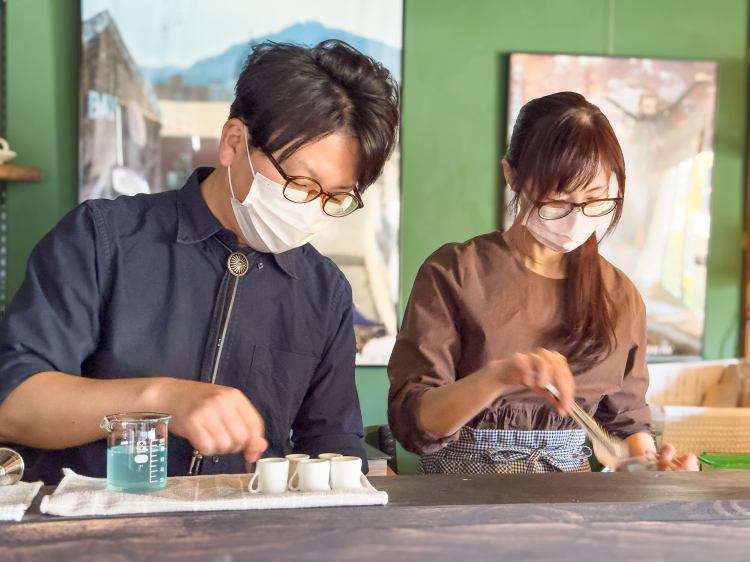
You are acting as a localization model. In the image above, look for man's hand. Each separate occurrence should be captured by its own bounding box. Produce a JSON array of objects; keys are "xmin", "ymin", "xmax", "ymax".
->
[{"xmin": 151, "ymin": 379, "xmax": 268, "ymax": 462}]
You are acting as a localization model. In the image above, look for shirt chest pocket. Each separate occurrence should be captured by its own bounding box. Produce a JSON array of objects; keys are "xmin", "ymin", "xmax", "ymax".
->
[{"xmin": 245, "ymin": 345, "xmax": 320, "ymax": 414}]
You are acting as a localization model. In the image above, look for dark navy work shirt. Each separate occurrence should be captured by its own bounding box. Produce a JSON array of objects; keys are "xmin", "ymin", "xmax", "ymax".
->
[{"xmin": 0, "ymin": 168, "xmax": 366, "ymax": 483}]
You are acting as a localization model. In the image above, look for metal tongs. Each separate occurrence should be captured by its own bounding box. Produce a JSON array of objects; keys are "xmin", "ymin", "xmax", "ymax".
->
[{"xmin": 545, "ymin": 383, "xmax": 628, "ymax": 469}]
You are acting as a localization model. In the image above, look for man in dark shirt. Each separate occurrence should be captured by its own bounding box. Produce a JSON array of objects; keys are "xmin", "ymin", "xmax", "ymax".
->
[{"xmin": 0, "ymin": 40, "xmax": 399, "ymax": 483}]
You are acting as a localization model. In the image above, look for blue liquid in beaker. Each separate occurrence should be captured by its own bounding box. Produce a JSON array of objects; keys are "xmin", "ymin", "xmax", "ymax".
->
[{"xmin": 106, "ymin": 443, "xmax": 167, "ymax": 493}]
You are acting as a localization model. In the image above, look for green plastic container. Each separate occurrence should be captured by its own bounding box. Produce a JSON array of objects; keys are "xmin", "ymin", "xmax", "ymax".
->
[{"xmin": 698, "ymin": 453, "xmax": 750, "ymax": 471}]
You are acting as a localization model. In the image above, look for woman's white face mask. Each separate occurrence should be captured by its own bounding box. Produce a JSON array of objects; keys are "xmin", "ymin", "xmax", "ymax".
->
[
  {"xmin": 516, "ymin": 165, "xmax": 616, "ymax": 254},
  {"xmin": 522, "ymin": 205, "xmax": 603, "ymax": 253},
  {"xmin": 228, "ymin": 129, "xmax": 333, "ymax": 254}
]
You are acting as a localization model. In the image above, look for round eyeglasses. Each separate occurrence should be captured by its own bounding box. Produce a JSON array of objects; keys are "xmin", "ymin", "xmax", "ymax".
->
[
  {"xmin": 263, "ymin": 150, "xmax": 364, "ymax": 218},
  {"xmin": 537, "ymin": 198, "xmax": 623, "ymax": 220}
]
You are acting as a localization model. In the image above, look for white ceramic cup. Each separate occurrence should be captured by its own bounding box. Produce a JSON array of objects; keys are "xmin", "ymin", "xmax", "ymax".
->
[
  {"xmin": 318, "ymin": 453, "xmax": 343, "ymax": 487},
  {"xmin": 285, "ymin": 454, "xmax": 310, "ymax": 479},
  {"xmin": 288, "ymin": 459, "xmax": 330, "ymax": 492},
  {"xmin": 248, "ymin": 458, "xmax": 290, "ymax": 494},
  {"xmin": 330, "ymin": 456, "xmax": 363, "ymax": 489},
  {"xmin": 0, "ymin": 137, "xmax": 17, "ymax": 165},
  {"xmin": 318, "ymin": 453, "xmax": 342, "ymax": 461}
]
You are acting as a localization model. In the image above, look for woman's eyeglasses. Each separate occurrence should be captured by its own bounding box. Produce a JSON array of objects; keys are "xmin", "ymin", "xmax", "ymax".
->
[
  {"xmin": 537, "ymin": 198, "xmax": 623, "ymax": 220},
  {"xmin": 263, "ymin": 150, "xmax": 364, "ymax": 218}
]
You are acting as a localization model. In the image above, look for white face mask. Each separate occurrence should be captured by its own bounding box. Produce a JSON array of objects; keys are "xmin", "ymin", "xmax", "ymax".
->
[
  {"xmin": 522, "ymin": 203, "xmax": 603, "ymax": 253},
  {"xmin": 228, "ymin": 129, "xmax": 333, "ymax": 254}
]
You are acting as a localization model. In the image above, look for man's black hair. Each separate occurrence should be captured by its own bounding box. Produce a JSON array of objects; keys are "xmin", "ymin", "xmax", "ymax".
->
[{"xmin": 229, "ymin": 40, "xmax": 400, "ymax": 191}]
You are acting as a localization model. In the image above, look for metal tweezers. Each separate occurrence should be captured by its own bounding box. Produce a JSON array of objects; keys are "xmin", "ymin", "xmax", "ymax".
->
[{"xmin": 545, "ymin": 383, "xmax": 627, "ymax": 464}]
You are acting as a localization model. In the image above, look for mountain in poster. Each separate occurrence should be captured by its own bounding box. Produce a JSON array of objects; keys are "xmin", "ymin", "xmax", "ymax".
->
[{"xmin": 139, "ymin": 21, "xmax": 402, "ymax": 88}]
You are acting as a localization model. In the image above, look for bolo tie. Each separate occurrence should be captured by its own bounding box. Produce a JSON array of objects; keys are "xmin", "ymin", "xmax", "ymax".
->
[{"xmin": 187, "ymin": 243, "xmax": 250, "ymax": 476}]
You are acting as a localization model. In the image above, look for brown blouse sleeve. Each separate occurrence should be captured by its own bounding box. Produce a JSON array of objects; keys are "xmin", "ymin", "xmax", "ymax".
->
[
  {"xmin": 387, "ymin": 249, "xmax": 463, "ymax": 455},
  {"xmin": 594, "ymin": 295, "xmax": 653, "ymax": 439}
]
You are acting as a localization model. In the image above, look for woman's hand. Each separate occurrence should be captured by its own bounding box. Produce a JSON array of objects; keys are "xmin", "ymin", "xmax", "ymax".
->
[
  {"xmin": 651, "ymin": 443, "xmax": 699, "ymax": 472},
  {"xmin": 417, "ymin": 348, "xmax": 575, "ymax": 440},
  {"xmin": 489, "ymin": 349, "xmax": 575, "ymax": 416}
]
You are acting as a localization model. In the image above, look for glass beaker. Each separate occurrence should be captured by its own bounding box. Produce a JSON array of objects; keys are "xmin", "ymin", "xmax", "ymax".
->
[{"xmin": 101, "ymin": 412, "xmax": 171, "ymax": 493}]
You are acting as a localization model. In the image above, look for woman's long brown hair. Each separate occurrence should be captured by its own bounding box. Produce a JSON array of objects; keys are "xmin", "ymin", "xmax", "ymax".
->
[{"xmin": 505, "ymin": 92, "xmax": 626, "ymax": 373}]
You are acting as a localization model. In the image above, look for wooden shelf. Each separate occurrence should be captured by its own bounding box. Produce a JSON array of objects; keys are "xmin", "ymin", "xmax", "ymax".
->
[{"xmin": 0, "ymin": 164, "xmax": 42, "ymax": 183}]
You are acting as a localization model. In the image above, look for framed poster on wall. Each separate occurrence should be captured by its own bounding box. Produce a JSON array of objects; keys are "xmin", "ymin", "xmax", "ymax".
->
[
  {"xmin": 79, "ymin": 0, "xmax": 403, "ymax": 366},
  {"xmin": 504, "ymin": 53, "xmax": 718, "ymax": 361}
]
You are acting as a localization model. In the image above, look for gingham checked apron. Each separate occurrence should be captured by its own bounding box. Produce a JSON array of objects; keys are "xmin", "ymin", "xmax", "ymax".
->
[{"xmin": 417, "ymin": 426, "xmax": 592, "ymax": 474}]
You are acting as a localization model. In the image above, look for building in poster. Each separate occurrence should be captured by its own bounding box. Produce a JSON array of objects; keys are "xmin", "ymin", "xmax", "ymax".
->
[{"xmin": 80, "ymin": 11, "xmax": 162, "ymax": 201}]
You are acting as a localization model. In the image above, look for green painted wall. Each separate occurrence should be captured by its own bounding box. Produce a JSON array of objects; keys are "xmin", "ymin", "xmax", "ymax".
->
[
  {"xmin": 400, "ymin": 0, "xmax": 748, "ymax": 356},
  {"xmin": 6, "ymin": 0, "xmax": 80, "ymax": 297},
  {"xmin": 5, "ymin": 1, "xmax": 749, "ymax": 474}
]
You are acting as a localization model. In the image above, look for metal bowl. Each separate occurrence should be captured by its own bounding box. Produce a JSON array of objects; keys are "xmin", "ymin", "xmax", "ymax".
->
[{"xmin": 0, "ymin": 448, "xmax": 24, "ymax": 486}]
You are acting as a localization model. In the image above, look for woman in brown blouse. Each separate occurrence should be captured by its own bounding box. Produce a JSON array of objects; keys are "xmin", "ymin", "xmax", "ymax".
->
[{"xmin": 387, "ymin": 92, "xmax": 697, "ymax": 474}]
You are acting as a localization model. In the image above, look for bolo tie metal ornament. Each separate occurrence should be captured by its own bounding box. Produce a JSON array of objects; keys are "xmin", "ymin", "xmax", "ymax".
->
[
  {"xmin": 227, "ymin": 252, "xmax": 249, "ymax": 277},
  {"xmin": 187, "ymin": 251, "xmax": 250, "ymax": 477},
  {"xmin": 0, "ymin": 448, "xmax": 24, "ymax": 486}
]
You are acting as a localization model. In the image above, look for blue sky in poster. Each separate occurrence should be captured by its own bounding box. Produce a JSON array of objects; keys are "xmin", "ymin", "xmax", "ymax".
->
[
  {"xmin": 138, "ymin": 21, "xmax": 401, "ymax": 88},
  {"xmin": 81, "ymin": 0, "xmax": 402, "ymax": 69}
]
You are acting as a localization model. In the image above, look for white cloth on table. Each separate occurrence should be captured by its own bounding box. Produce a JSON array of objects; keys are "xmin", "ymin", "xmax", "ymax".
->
[
  {"xmin": 0, "ymin": 481, "xmax": 43, "ymax": 521},
  {"xmin": 40, "ymin": 469, "xmax": 388, "ymax": 517}
]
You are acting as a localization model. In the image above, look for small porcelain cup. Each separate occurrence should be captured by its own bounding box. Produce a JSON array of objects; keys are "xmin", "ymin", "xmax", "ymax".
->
[
  {"xmin": 285, "ymin": 454, "xmax": 310, "ymax": 479},
  {"xmin": 248, "ymin": 458, "xmax": 290, "ymax": 494},
  {"xmin": 318, "ymin": 453, "xmax": 342, "ymax": 461},
  {"xmin": 288, "ymin": 459, "xmax": 330, "ymax": 492},
  {"xmin": 330, "ymin": 456, "xmax": 363, "ymax": 489},
  {"xmin": 0, "ymin": 138, "xmax": 16, "ymax": 165},
  {"xmin": 318, "ymin": 453, "xmax": 343, "ymax": 487}
]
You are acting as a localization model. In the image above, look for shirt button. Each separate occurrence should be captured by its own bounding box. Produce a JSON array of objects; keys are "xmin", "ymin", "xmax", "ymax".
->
[
  {"xmin": 257, "ymin": 262, "xmax": 263, "ymax": 270},
  {"xmin": 212, "ymin": 455, "xmax": 220, "ymax": 463}
]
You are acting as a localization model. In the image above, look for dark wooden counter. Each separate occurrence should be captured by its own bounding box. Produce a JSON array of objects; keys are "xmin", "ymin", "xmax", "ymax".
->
[{"xmin": 4, "ymin": 472, "xmax": 750, "ymax": 561}]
